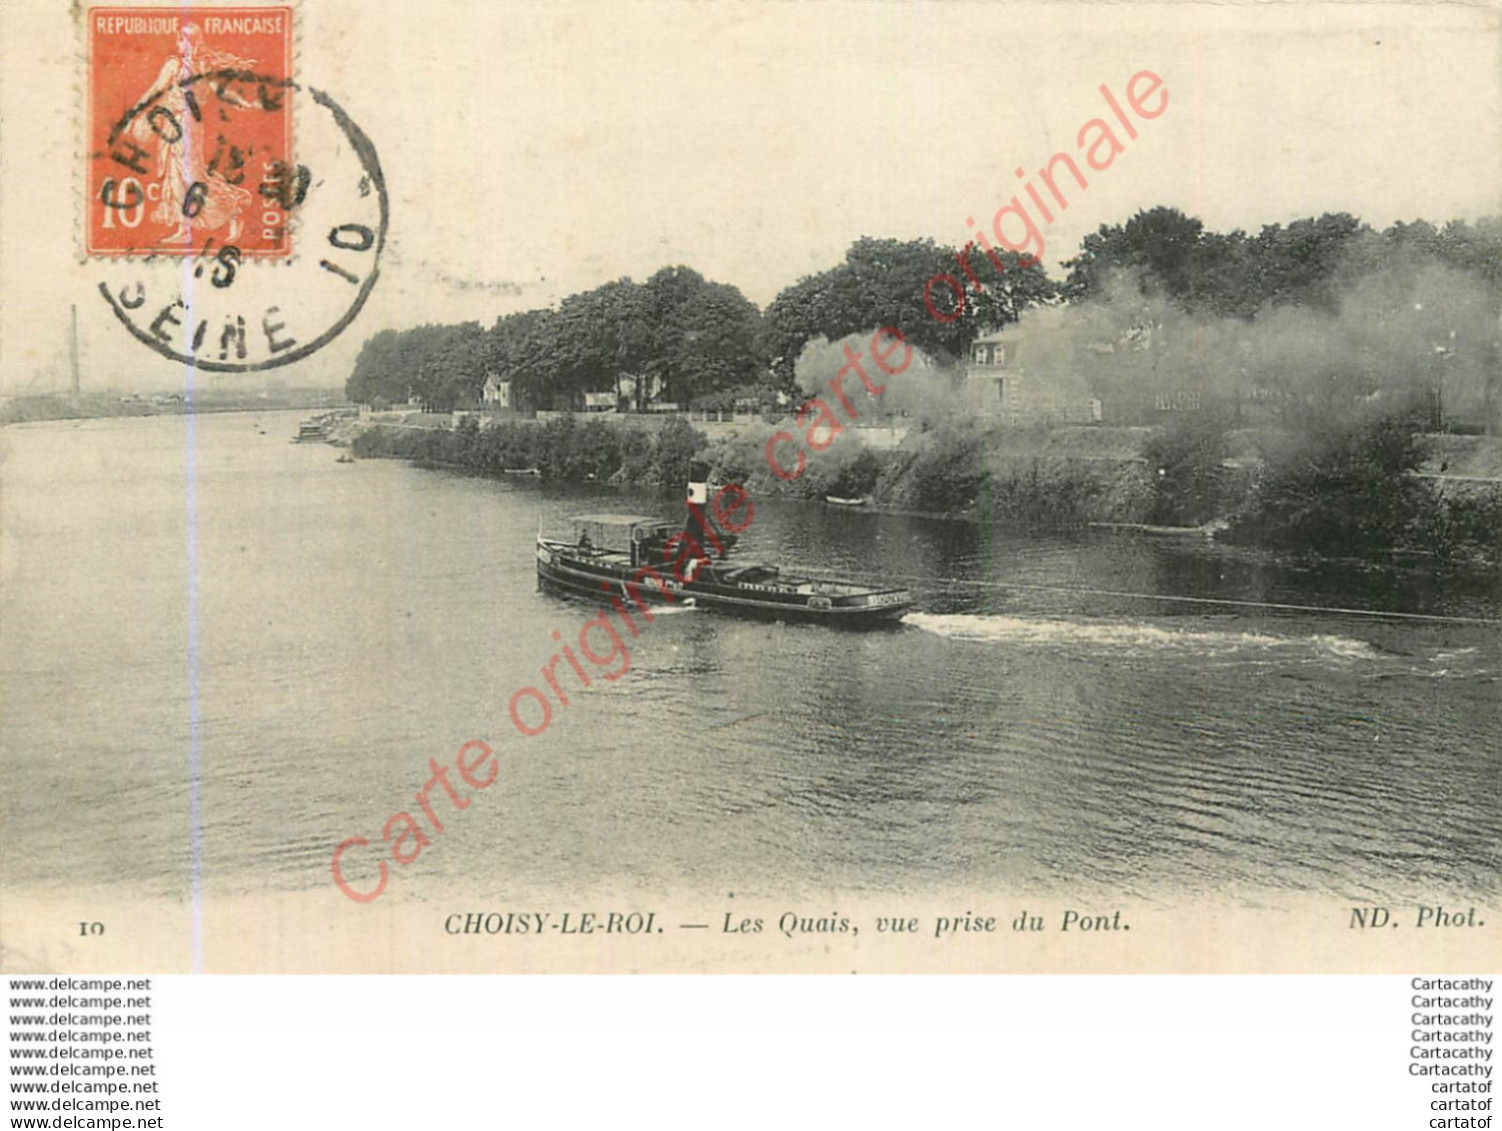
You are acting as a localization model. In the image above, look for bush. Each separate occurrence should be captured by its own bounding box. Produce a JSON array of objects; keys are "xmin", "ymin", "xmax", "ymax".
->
[
  {"xmin": 702, "ymin": 423, "xmax": 775, "ymax": 488},
  {"xmin": 826, "ymin": 448, "xmax": 884, "ymax": 498},
  {"xmin": 1224, "ymin": 415, "xmax": 1433, "ymax": 557},
  {"xmin": 884, "ymin": 429, "xmax": 988, "ymax": 513},
  {"xmin": 609, "ymin": 426, "xmax": 655, "ymax": 486},
  {"xmin": 1418, "ymin": 486, "xmax": 1502, "ymax": 565},
  {"xmin": 1142, "ymin": 413, "xmax": 1231, "ymax": 526},
  {"xmin": 647, "ymin": 418, "xmax": 704, "ymax": 491},
  {"xmin": 353, "ymin": 416, "xmax": 708, "ymax": 492}
]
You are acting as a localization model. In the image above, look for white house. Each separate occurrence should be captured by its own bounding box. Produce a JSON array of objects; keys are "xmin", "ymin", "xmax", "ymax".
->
[
  {"xmin": 481, "ymin": 372, "xmax": 513, "ymax": 409},
  {"xmin": 618, "ymin": 373, "xmax": 664, "ymax": 408},
  {"xmin": 966, "ymin": 331, "xmax": 1017, "ymax": 420},
  {"xmin": 965, "ymin": 329, "xmax": 1099, "ymax": 425}
]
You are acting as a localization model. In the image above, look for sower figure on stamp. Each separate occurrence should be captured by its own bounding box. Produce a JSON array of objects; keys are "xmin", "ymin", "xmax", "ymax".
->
[{"xmin": 126, "ymin": 23, "xmax": 262, "ymax": 246}]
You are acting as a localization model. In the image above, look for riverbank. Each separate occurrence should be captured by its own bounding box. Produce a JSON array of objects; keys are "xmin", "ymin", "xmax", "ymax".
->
[
  {"xmin": 348, "ymin": 414, "xmax": 1502, "ymax": 567},
  {"xmin": 0, "ymin": 390, "xmax": 350, "ymax": 426}
]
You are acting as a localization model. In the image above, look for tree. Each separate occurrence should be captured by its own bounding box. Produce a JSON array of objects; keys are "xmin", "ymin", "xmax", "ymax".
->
[
  {"xmin": 346, "ymin": 323, "xmax": 493, "ymax": 411},
  {"xmin": 1063, "ymin": 208, "xmax": 1367, "ymax": 317},
  {"xmin": 959, "ymin": 241, "xmax": 1059, "ymax": 329},
  {"xmin": 1226, "ymin": 414, "xmax": 1432, "ymax": 557},
  {"xmin": 488, "ymin": 308, "xmax": 561, "ymax": 411},
  {"xmin": 424, "ymin": 321, "xmax": 487, "ymax": 411},
  {"xmin": 346, "ymin": 328, "xmax": 410, "ymax": 406},
  {"xmin": 532, "ymin": 269, "xmax": 768, "ymax": 410},
  {"xmin": 549, "ymin": 279, "xmax": 652, "ymax": 409},
  {"xmin": 638, "ymin": 267, "xmax": 765, "ymax": 408},
  {"xmin": 1142, "ymin": 413, "xmax": 1231, "ymax": 525},
  {"xmin": 764, "ymin": 236, "xmax": 1056, "ymax": 382},
  {"xmin": 1248, "ymin": 213, "xmax": 1364, "ymax": 312},
  {"xmin": 1064, "ymin": 207, "xmax": 1207, "ymax": 304}
]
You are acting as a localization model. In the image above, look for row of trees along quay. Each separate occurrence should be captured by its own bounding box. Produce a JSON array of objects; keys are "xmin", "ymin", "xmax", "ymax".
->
[
  {"xmin": 346, "ymin": 209, "xmax": 1502, "ymax": 566},
  {"xmin": 346, "ymin": 211, "xmax": 1502, "ymax": 417}
]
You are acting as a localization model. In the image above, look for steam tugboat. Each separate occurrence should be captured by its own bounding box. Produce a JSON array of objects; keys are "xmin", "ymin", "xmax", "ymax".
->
[{"xmin": 536, "ymin": 461, "xmax": 913, "ymax": 627}]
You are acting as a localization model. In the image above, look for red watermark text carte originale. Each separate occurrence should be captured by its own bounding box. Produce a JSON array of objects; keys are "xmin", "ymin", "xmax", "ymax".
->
[
  {"xmin": 328, "ymin": 69, "xmax": 1169, "ymax": 904},
  {"xmin": 331, "ymin": 482, "xmax": 758, "ymax": 904}
]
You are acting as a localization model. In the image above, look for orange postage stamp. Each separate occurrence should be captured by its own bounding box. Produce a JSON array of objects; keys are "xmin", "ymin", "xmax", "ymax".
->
[{"xmin": 87, "ymin": 6, "xmax": 294, "ymax": 258}]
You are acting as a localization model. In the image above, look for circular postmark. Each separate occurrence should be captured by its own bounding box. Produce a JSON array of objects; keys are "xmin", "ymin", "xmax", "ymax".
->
[{"xmin": 91, "ymin": 66, "xmax": 387, "ymax": 372}]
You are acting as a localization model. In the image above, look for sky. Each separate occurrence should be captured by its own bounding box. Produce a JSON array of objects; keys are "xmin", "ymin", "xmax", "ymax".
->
[{"xmin": 1, "ymin": 0, "xmax": 1498, "ymax": 393}]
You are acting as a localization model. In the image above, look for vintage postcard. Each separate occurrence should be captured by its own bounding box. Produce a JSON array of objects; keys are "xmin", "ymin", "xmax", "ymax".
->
[{"xmin": 0, "ymin": 0, "xmax": 1497, "ymax": 974}]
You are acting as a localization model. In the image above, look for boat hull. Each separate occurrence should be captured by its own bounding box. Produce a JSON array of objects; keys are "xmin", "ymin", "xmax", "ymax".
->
[{"xmin": 536, "ymin": 547, "xmax": 912, "ymax": 627}]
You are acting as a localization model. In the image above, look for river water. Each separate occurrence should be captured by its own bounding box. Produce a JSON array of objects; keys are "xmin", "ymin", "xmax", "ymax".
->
[{"xmin": 2, "ymin": 411, "xmax": 1498, "ymax": 907}]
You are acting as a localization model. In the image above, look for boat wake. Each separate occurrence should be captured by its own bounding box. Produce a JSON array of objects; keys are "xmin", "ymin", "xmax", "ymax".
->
[{"xmin": 903, "ymin": 612, "xmax": 1381, "ymax": 662}]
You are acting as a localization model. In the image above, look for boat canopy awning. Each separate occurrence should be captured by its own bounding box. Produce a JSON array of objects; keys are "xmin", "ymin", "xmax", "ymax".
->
[
  {"xmin": 567, "ymin": 514, "xmax": 666, "ymax": 527},
  {"xmin": 565, "ymin": 514, "xmax": 678, "ymax": 551}
]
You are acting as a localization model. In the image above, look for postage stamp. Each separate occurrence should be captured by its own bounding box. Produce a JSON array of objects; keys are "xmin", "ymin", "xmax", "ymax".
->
[
  {"xmin": 87, "ymin": 6, "xmax": 295, "ymax": 259},
  {"xmin": 85, "ymin": 4, "xmax": 388, "ymax": 372}
]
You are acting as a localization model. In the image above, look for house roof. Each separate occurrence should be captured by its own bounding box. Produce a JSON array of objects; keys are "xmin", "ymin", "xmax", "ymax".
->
[{"xmin": 973, "ymin": 330, "xmax": 1009, "ymax": 344}]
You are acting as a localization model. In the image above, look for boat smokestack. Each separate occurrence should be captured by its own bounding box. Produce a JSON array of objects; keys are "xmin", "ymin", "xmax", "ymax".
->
[
  {"xmin": 687, "ymin": 458, "xmax": 710, "ymax": 510},
  {"xmin": 683, "ymin": 457, "xmax": 736, "ymax": 558}
]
